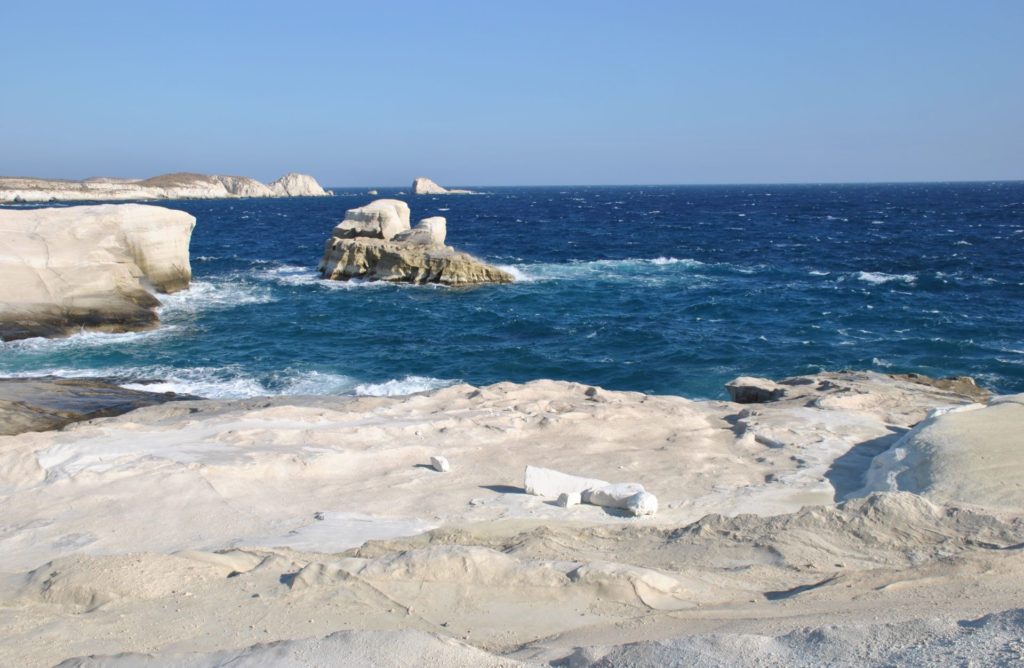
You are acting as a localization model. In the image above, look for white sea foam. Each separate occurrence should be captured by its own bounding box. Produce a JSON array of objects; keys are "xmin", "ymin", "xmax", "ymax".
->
[
  {"xmin": 856, "ymin": 271, "xmax": 917, "ymax": 285},
  {"xmin": 354, "ymin": 376, "xmax": 457, "ymax": 397},
  {"xmin": 0, "ymin": 327, "xmax": 177, "ymax": 353},
  {"xmin": 158, "ymin": 279, "xmax": 275, "ymax": 314},
  {"xmin": 505, "ymin": 257, "xmax": 719, "ymax": 283}
]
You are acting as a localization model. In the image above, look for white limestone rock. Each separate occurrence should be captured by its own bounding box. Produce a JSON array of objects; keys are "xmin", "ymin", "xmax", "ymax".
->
[
  {"xmin": 412, "ymin": 177, "xmax": 476, "ymax": 195},
  {"xmin": 319, "ymin": 202, "xmax": 512, "ymax": 286},
  {"xmin": 333, "ymin": 200, "xmax": 411, "ymax": 241},
  {"xmin": 856, "ymin": 394, "xmax": 1024, "ymax": 511},
  {"xmin": 556, "ymin": 492, "xmax": 581, "ymax": 508},
  {"xmin": 393, "ymin": 217, "xmax": 446, "ymax": 246},
  {"xmin": 584, "ymin": 484, "xmax": 659, "ymax": 517},
  {"xmin": 524, "ymin": 465, "xmax": 609, "ymax": 498},
  {"xmin": 0, "ymin": 172, "xmax": 330, "ymax": 202},
  {"xmin": 725, "ymin": 376, "xmax": 786, "ymax": 403},
  {"xmin": 0, "ymin": 204, "xmax": 195, "ymax": 340},
  {"xmin": 268, "ymin": 172, "xmax": 329, "ymax": 197},
  {"xmin": 430, "ymin": 456, "xmax": 450, "ymax": 473}
]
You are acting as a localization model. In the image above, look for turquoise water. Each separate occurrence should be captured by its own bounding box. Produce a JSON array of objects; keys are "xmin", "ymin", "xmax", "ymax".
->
[{"xmin": 2, "ymin": 183, "xmax": 1022, "ymax": 399}]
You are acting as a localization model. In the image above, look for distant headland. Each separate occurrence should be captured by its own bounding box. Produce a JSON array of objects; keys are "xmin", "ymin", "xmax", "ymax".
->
[{"xmin": 0, "ymin": 171, "xmax": 330, "ymax": 203}]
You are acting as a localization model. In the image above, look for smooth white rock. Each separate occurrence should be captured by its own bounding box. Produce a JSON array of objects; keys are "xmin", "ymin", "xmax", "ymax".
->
[
  {"xmin": 556, "ymin": 492, "xmax": 581, "ymax": 508},
  {"xmin": 393, "ymin": 217, "xmax": 446, "ymax": 246},
  {"xmin": 430, "ymin": 456, "xmax": 450, "ymax": 473},
  {"xmin": 583, "ymin": 484, "xmax": 658, "ymax": 516},
  {"xmin": 333, "ymin": 200, "xmax": 411, "ymax": 240},
  {"xmin": 524, "ymin": 465, "xmax": 609, "ymax": 498}
]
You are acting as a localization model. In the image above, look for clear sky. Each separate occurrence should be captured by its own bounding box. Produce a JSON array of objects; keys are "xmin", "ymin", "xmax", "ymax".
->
[{"xmin": 2, "ymin": 0, "xmax": 1021, "ymax": 186}]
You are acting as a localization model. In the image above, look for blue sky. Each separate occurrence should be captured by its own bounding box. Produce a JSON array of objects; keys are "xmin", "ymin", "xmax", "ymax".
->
[{"xmin": 2, "ymin": 1, "xmax": 1021, "ymax": 185}]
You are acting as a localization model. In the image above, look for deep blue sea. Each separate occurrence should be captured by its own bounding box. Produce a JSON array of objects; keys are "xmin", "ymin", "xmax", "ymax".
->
[{"xmin": 3, "ymin": 183, "xmax": 1023, "ymax": 400}]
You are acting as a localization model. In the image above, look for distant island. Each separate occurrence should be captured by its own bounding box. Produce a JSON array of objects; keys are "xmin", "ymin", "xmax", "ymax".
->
[
  {"xmin": 0, "ymin": 171, "xmax": 330, "ymax": 203},
  {"xmin": 412, "ymin": 176, "xmax": 477, "ymax": 195}
]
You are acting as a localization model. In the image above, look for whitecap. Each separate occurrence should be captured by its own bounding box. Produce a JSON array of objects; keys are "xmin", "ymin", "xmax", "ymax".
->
[
  {"xmin": 855, "ymin": 271, "xmax": 917, "ymax": 285},
  {"xmin": 158, "ymin": 279, "xmax": 275, "ymax": 314},
  {"xmin": 354, "ymin": 376, "xmax": 457, "ymax": 397}
]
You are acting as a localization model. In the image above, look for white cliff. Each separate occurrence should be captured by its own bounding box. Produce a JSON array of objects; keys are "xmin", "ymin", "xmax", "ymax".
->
[
  {"xmin": 0, "ymin": 172, "xmax": 330, "ymax": 203},
  {"xmin": 0, "ymin": 204, "xmax": 195, "ymax": 340},
  {"xmin": 412, "ymin": 176, "xmax": 477, "ymax": 195}
]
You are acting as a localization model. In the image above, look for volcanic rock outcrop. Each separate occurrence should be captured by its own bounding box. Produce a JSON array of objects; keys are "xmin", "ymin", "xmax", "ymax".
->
[
  {"xmin": 0, "ymin": 204, "xmax": 195, "ymax": 340},
  {"xmin": 0, "ymin": 172, "xmax": 329, "ymax": 203},
  {"xmin": 318, "ymin": 199, "xmax": 513, "ymax": 285},
  {"xmin": 411, "ymin": 176, "xmax": 476, "ymax": 195}
]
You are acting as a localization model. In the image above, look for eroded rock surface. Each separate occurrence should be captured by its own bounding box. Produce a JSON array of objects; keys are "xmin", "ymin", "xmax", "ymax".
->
[
  {"xmin": 0, "ymin": 204, "xmax": 195, "ymax": 340},
  {"xmin": 319, "ymin": 199, "xmax": 512, "ymax": 285},
  {"xmin": 0, "ymin": 172, "xmax": 329, "ymax": 202}
]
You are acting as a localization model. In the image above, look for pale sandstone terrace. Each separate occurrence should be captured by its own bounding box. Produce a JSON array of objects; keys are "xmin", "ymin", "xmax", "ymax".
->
[
  {"xmin": 0, "ymin": 371, "xmax": 1022, "ymax": 666},
  {"xmin": 0, "ymin": 171, "xmax": 329, "ymax": 203},
  {"xmin": 0, "ymin": 204, "xmax": 195, "ymax": 340},
  {"xmin": 319, "ymin": 199, "xmax": 513, "ymax": 285}
]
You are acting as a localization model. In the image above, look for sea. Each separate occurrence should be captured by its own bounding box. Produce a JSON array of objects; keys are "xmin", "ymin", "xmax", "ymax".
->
[{"xmin": 2, "ymin": 182, "xmax": 1022, "ymax": 400}]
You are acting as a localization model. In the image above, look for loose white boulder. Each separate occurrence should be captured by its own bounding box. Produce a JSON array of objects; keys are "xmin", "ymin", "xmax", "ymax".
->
[
  {"xmin": 524, "ymin": 465, "xmax": 609, "ymax": 497},
  {"xmin": 584, "ymin": 485, "xmax": 659, "ymax": 517},
  {"xmin": 430, "ymin": 456, "xmax": 450, "ymax": 473},
  {"xmin": 557, "ymin": 492, "xmax": 581, "ymax": 508}
]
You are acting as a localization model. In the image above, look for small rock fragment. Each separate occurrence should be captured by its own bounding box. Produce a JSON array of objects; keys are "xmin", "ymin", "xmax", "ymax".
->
[
  {"xmin": 557, "ymin": 492, "xmax": 581, "ymax": 508},
  {"xmin": 430, "ymin": 456, "xmax": 450, "ymax": 472}
]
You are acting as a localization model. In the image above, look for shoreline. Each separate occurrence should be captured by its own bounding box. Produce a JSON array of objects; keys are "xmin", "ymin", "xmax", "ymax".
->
[{"xmin": 3, "ymin": 369, "xmax": 1022, "ymax": 665}]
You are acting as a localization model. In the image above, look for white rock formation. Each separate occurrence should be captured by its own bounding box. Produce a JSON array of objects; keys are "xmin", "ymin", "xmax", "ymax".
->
[
  {"xmin": 430, "ymin": 456, "xmax": 450, "ymax": 473},
  {"xmin": 412, "ymin": 176, "xmax": 476, "ymax": 195},
  {"xmin": 268, "ymin": 172, "xmax": 329, "ymax": 197},
  {"xmin": 319, "ymin": 200, "xmax": 512, "ymax": 285},
  {"xmin": 557, "ymin": 492, "xmax": 581, "ymax": 508},
  {"xmin": 332, "ymin": 199, "xmax": 411, "ymax": 240},
  {"xmin": 524, "ymin": 466, "xmax": 658, "ymax": 516},
  {"xmin": 0, "ymin": 204, "xmax": 195, "ymax": 340},
  {"xmin": 857, "ymin": 394, "xmax": 1024, "ymax": 511},
  {"xmin": 393, "ymin": 216, "xmax": 447, "ymax": 246},
  {"xmin": 1, "ymin": 373, "xmax": 1021, "ymax": 667},
  {"xmin": 0, "ymin": 172, "xmax": 330, "ymax": 202},
  {"xmin": 524, "ymin": 465, "xmax": 609, "ymax": 497},
  {"xmin": 725, "ymin": 376, "xmax": 786, "ymax": 403},
  {"xmin": 583, "ymin": 484, "xmax": 659, "ymax": 516}
]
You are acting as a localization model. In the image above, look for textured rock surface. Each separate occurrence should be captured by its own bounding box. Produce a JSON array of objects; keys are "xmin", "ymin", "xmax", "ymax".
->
[
  {"xmin": 725, "ymin": 376, "xmax": 786, "ymax": 403},
  {"xmin": 0, "ymin": 172, "xmax": 329, "ymax": 202},
  {"xmin": 0, "ymin": 377, "xmax": 195, "ymax": 436},
  {"xmin": 412, "ymin": 176, "xmax": 476, "ymax": 195},
  {"xmin": 394, "ymin": 216, "xmax": 447, "ymax": 246},
  {"xmin": 859, "ymin": 394, "xmax": 1024, "ymax": 511},
  {"xmin": 0, "ymin": 204, "xmax": 195, "ymax": 340},
  {"xmin": 268, "ymin": 172, "xmax": 329, "ymax": 197},
  {"xmin": 332, "ymin": 199, "xmax": 411, "ymax": 240},
  {"xmin": 0, "ymin": 373, "xmax": 1022, "ymax": 667},
  {"xmin": 319, "ymin": 199, "xmax": 511, "ymax": 285}
]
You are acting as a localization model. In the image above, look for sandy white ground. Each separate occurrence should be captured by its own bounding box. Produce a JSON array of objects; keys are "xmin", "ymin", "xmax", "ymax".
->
[{"xmin": 1, "ymin": 372, "xmax": 1022, "ymax": 666}]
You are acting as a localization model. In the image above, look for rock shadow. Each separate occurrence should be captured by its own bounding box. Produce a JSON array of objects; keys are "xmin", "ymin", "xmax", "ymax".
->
[
  {"xmin": 479, "ymin": 484, "xmax": 526, "ymax": 495},
  {"xmin": 824, "ymin": 428, "xmax": 906, "ymax": 502}
]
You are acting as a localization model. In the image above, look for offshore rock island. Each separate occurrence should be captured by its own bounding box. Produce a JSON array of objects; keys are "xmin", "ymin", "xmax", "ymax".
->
[
  {"xmin": 319, "ymin": 199, "xmax": 514, "ymax": 285},
  {"xmin": 0, "ymin": 171, "xmax": 329, "ymax": 203}
]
